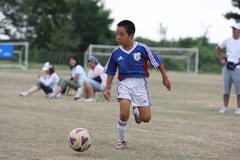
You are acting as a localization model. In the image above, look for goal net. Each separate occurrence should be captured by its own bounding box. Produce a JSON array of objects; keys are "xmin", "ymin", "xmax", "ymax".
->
[
  {"xmin": 0, "ymin": 42, "xmax": 29, "ymax": 70},
  {"xmin": 84, "ymin": 44, "xmax": 199, "ymax": 74}
]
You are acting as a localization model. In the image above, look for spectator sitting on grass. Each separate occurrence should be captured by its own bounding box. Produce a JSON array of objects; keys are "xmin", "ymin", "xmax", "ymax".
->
[{"xmin": 20, "ymin": 62, "xmax": 61, "ymax": 97}]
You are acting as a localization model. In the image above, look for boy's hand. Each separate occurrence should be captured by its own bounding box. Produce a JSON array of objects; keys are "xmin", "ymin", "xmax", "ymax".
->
[
  {"xmin": 163, "ymin": 77, "xmax": 171, "ymax": 91},
  {"xmin": 104, "ymin": 89, "xmax": 111, "ymax": 101}
]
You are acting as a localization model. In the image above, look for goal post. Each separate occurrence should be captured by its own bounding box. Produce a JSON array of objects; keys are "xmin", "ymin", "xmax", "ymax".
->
[
  {"xmin": 84, "ymin": 44, "xmax": 199, "ymax": 74},
  {"xmin": 0, "ymin": 42, "xmax": 29, "ymax": 70},
  {"xmin": 149, "ymin": 47, "xmax": 199, "ymax": 74}
]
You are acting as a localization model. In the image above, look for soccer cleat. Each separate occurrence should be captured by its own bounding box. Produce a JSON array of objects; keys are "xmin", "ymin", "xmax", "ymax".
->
[
  {"xmin": 219, "ymin": 107, "xmax": 228, "ymax": 114},
  {"xmin": 45, "ymin": 94, "xmax": 56, "ymax": 99},
  {"xmin": 84, "ymin": 98, "xmax": 96, "ymax": 102},
  {"xmin": 133, "ymin": 107, "xmax": 142, "ymax": 124},
  {"xmin": 235, "ymin": 108, "xmax": 240, "ymax": 115},
  {"xmin": 116, "ymin": 140, "xmax": 126, "ymax": 149},
  {"xmin": 20, "ymin": 92, "xmax": 30, "ymax": 96}
]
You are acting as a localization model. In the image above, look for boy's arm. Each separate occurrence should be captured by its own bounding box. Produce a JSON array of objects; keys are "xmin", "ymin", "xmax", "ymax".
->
[
  {"xmin": 158, "ymin": 64, "xmax": 171, "ymax": 91},
  {"xmin": 104, "ymin": 75, "xmax": 114, "ymax": 101}
]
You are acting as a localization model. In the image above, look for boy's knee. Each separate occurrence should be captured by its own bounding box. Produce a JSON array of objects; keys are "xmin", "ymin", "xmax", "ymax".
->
[
  {"xmin": 120, "ymin": 113, "xmax": 129, "ymax": 121},
  {"xmin": 141, "ymin": 117, "xmax": 151, "ymax": 123},
  {"xmin": 142, "ymin": 119, "xmax": 151, "ymax": 123}
]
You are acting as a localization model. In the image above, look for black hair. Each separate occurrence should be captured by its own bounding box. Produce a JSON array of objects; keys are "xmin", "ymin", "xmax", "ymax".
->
[
  {"xmin": 117, "ymin": 20, "xmax": 135, "ymax": 35},
  {"xmin": 68, "ymin": 55, "xmax": 80, "ymax": 70}
]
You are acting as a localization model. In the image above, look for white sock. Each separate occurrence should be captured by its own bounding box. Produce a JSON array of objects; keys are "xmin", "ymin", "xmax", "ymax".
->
[{"xmin": 117, "ymin": 119, "xmax": 127, "ymax": 141}]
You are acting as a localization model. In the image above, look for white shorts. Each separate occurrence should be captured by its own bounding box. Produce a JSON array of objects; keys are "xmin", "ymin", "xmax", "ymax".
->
[{"xmin": 117, "ymin": 77, "xmax": 150, "ymax": 107}]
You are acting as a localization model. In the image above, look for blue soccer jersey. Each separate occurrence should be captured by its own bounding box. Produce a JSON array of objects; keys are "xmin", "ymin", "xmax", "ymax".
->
[{"xmin": 104, "ymin": 42, "xmax": 162, "ymax": 80}]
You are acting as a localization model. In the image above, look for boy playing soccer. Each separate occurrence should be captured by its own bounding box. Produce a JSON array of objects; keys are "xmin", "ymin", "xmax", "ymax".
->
[{"xmin": 104, "ymin": 20, "xmax": 171, "ymax": 149}]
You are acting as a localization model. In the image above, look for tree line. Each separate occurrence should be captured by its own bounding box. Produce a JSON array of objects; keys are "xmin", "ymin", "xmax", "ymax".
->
[{"xmin": 0, "ymin": 0, "xmax": 239, "ymax": 73}]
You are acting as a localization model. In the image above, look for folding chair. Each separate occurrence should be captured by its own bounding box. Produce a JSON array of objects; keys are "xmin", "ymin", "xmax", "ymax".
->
[
  {"xmin": 66, "ymin": 87, "xmax": 75, "ymax": 96},
  {"xmin": 95, "ymin": 82, "xmax": 113, "ymax": 102},
  {"xmin": 95, "ymin": 90, "xmax": 105, "ymax": 102}
]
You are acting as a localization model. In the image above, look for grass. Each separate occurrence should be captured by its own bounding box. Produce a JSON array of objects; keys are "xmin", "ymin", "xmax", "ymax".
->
[{"xmin": 0, "ymin": 68, "xmax": 240, "ymax": 160}]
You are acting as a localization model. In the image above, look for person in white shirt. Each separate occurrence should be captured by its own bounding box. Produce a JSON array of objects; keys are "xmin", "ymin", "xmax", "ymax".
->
[
  {"xmin": 216, "ymin": 23, "xmax": 240, "ymax": 115},
  {"xmin": 76, "ymin": 55, "xmax": 107, "ymax": 102},
  {"xmin": 20, "ymin": 62, "xmax": 60, "ymax": 97}
]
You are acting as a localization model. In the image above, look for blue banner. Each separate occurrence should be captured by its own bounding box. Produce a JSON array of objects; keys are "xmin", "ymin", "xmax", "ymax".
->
[{"xmin": 0, "ymin": 45, "xmax": 14, "ymax": 58}]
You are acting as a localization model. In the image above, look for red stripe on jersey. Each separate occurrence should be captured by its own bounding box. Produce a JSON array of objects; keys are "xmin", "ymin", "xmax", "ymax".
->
[{"xmin": 143, "ymin": 56, "xmax": 150, "ymax": 78}]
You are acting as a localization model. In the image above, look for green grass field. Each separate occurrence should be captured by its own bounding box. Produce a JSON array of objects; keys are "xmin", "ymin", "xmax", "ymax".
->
[{"xmin": 0, "ymin": 68, "xmax": 240, "ymax": 160}]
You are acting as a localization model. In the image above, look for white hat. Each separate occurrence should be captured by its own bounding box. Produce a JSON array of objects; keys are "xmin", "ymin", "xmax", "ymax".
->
[
  {"xmin": 231, "ymin": 23, "xmax": 240, "ymax": 30},
  {"xmin": 42, "ymin": 62, "xmax": 53, "ymax": 71}
]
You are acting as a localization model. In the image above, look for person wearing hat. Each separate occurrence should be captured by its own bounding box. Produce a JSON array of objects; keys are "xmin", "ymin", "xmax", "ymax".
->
[
  {"xmin": 76, "ymin": 55, "xmax": 107, "ymax": 102},
  {"xmin": 216, "ymin": 23, "xmax": 240, "ymax": 115},
  {"xmin": 20, "ymin": 62, "xmax": 61, "ymax": 97}
]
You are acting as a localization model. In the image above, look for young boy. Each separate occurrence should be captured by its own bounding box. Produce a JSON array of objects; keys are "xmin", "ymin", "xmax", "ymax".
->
[{"xmin": 104, "ymin": 20, "xmax": 171, "ymax": 149}]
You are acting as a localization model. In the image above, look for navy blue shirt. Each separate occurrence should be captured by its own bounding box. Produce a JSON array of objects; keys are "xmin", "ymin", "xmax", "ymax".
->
[{"xmin": 104, "ymin": 42, "xmax": 162, "ymax": 80}]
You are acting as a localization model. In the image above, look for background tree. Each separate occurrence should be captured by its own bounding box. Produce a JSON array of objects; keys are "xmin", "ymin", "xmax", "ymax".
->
[
  {"xmin": 0, "ymin": 0, "xmax": 114, "ymax": 64},
  {"xmin": 224, "ymin": 0, "xmax": 240, "ymax": 22},
  {"xmin": 0, "ymin": 0, "xmax": 237, "ymax": 73}
]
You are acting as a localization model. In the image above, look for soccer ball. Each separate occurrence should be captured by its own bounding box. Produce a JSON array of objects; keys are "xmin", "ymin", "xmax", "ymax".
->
[{"xmin": 68, "ymin": 128, "xmax": 92, "ymax": 152}]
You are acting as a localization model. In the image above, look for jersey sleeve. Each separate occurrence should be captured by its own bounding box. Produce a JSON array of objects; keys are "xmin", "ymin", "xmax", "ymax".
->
[
  {"xmin": 143, "ymin": 44, "xmax": 162, "ymax": 68},
  {"xmin": 104, "ymin": 52, "xmax": 118, "ymax": 76}
]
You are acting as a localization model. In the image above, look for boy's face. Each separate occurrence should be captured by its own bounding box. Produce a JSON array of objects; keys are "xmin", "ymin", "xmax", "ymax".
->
[{"xmin": 115, "ymin": 26, "xmax": 134, "ymax": 46}]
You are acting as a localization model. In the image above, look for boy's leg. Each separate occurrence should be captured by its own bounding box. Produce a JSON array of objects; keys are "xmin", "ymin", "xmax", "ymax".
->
[
  {"xmin": 119, "ymin": 98, "xmax": 131, "ymax": 121},
  {"xmin": 117, "ymin": 119, "xmax": 127, "ymax": 142},
  {"xmin": 116, "ymin": 98, "xmax": 130, "ymax": 149},
  {"xmin": 138, "ymin": 106, "xmax": 151, "ymax": 123}
]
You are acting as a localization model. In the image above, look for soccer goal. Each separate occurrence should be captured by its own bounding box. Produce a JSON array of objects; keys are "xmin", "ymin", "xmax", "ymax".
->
[
  {"xmin": 0, "ymin": 42, "xmax": 29, "ymax": 70},
  {"xmin": 84, "ymin": 44, "xmax": 199, "ymax": 74}
]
